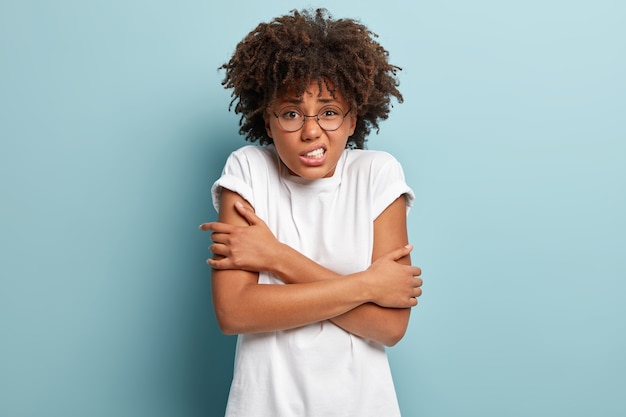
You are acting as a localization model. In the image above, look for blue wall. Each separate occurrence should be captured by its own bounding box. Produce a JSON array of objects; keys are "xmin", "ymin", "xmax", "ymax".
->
[{"xmin": 1, "ymin": 1, "xmax": 625, "ymax": 416}]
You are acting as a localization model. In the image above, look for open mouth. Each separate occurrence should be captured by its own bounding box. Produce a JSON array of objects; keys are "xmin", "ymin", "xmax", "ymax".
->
[
  {"xmin": 299, "ymin": 146, "xmax": 327, "ymax": 167},
  {"xmin": 304, "ymin": 148, "xmax": 325, "ymax": 159}
]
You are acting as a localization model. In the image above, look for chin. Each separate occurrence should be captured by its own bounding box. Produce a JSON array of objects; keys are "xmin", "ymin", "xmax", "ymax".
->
[{"xmin": 299, "ymin": 167, "xmax": 335, "ymax": 179}]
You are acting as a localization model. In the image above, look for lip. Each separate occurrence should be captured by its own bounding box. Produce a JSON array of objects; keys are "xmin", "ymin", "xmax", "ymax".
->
[
  {"xmin": 299, "ymin": 145, "xmax": 327, "ymax": 167},
  {"xmin": 300, "ymin": 144, "xmax": 327, "ymax": 156}
]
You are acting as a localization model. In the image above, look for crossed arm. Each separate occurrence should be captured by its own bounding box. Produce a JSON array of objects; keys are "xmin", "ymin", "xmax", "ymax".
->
[{"xmin": 200, "ymin": 188, "xmax": 423, "ymax": 346}]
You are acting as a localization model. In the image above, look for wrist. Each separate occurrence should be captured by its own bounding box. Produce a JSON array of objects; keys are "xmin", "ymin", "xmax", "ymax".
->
[
  {"xmin": 270, "ymin": 244, "xmax": 342, "ymax": 285},
  {"xmin": 349, "ymin": 270, "xmax": 375, "ymax": 304},
  {"xmin": 270, "ymin": 242, "xmax": 293, "ymax": 278}
]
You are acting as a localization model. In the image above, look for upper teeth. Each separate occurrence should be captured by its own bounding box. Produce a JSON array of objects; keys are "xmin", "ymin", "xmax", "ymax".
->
[{"xmin": 306, "ymin": 148, "xmax": 324, "ymax": 158}]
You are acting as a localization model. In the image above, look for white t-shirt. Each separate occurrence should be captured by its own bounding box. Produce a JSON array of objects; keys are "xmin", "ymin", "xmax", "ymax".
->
[{"xmin": 211, "ymin": 145, "xmax": 414, "ymax": 417}]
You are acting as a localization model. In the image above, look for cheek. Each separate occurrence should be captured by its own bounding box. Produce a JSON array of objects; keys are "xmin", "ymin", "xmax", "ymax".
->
[{"xmin": 271, "ymin": 137, "xmax": 296, "ymax": 161}]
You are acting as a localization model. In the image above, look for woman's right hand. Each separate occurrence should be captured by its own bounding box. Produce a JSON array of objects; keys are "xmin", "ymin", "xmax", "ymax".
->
[
  {"xmin": 200, "ymin": 201, "xmax": 281, "ymax": 272},
  {"xmin": 361, "ymin": 245, "xmax": 423, "ymax": 308}
]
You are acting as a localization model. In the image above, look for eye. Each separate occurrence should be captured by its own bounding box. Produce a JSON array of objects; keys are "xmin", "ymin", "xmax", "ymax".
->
[
  {"xmin": 279, "ymin": 108, "xmax": 303, "ymax": 121},
  {"xmin": 319, "ymin": 107, "xmax": 342, "ymax": 119}
]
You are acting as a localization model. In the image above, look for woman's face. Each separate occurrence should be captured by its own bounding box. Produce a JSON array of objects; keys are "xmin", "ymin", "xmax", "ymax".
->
[{"xmin": 265, "ymin": 80, "xmax": 356, "ymax": 180}]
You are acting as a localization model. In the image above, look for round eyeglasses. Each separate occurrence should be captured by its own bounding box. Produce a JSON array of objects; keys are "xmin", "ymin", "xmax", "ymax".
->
[{"xmin": 272, "ymin": 105, "xmax": 351, "ymax": 132}]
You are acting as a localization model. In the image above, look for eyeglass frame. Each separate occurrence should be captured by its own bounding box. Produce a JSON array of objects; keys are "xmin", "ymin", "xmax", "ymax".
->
[{"xmin": 270, "ymin": 106, "xmax": 352, "ymax": 132}]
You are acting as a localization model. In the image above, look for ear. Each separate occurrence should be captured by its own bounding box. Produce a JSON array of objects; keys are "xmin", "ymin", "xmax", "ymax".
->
[
  {"xmin": 348, "ymin": 114, "xmax": 357, "ymax": 137},
  {"xmin": 264, "ymin": 113, "xmax": 273, "ymax": 139}
]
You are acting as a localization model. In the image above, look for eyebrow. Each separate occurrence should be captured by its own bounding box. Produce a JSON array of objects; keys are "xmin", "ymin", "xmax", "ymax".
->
[{"xmin": 278, "ymin": 97, "xmax": 337, "ymax": 105}]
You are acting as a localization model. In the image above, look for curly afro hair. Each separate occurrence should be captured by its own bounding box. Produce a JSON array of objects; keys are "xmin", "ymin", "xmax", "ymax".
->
[{"xmin": 220, "ymin": 8, "xmax": 403, "ymax": 149}]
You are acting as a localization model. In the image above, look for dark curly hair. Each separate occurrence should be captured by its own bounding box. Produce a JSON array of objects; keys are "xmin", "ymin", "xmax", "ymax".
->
[{"xmin": 220, "ymin": 8, "xmax": 403, "ymax": 149}]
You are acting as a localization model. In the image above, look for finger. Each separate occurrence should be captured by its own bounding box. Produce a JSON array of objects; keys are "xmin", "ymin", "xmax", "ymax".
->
[
  {"xmin": 210, "ymin": 243, "xmax": 229, "ymax": 258},
  {"xmin": 234, "ymin": 201, "xmax": 260, "ymax": 225},
  {"xmin": 410, "ymin": 266, "xmax": 422, "ymax": 277},
  {"xmin": 199, "ymin": 222, "xmax": 234, "ymax": 233},
  {"xmin": 207, "ymin": 257, "xmax": 234, "ymax": 270},
  {"xmin": 210, "ymin": 232, "xmax": 229, "ymax": 244},
  {"xmin": 383, "ymin": 244, "xmax": 413, "ymax": 262},
  {"xmin": 198, "ymin": 222, "xmax": 212, "ymax": 231}
]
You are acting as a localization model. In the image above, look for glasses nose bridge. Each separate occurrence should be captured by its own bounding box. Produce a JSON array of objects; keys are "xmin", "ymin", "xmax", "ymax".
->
[{"xmin": 300, "ymin": 113, "xmax": 322, "ymax": 129}]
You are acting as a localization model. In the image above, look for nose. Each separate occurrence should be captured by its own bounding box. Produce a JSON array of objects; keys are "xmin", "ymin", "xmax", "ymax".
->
[{"xmin": 300, "ymin": 115, "xmax": 322, "ymax": 141}]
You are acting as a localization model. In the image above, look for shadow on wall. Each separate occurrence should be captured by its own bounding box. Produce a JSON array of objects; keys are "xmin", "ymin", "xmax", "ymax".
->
[{"xmin": 203, "ymin": 299, "xmax": 237, "ymax": 416}]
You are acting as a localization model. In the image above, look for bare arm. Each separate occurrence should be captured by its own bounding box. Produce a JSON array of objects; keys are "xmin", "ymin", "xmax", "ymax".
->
[
  {"xmin": 207, "ymin": 189, "xmax": 421, "ymax": 336},
  {"xmin": 329, "ymin": 196, "xmax": 416, "ymax": 346},
  {"xmin": 203, "ymin": 192, "xmax": 422, "ymax": 345}
]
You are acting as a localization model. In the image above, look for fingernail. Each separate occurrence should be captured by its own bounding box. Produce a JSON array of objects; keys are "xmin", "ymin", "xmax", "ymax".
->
[{"xmin": 235, "ymin": 201, "xmax": 243, "ymax": 208}]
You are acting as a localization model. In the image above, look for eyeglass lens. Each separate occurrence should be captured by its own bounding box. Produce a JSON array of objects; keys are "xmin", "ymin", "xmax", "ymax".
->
[{"xmin": 275, "ymin": 106, "xmax": 347, "ymax": 132}]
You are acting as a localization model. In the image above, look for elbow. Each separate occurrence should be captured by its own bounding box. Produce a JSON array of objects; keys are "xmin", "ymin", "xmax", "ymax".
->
[
  {"xmin": 380, "ymin": 327, "xmax": 406, "ymax": 347},
  {"xmin": 217, "ymin": 321, "xmax": 239, "ymax": 336},
  {"xmin": 213, "ymin": 305, "xmax": 243, "ymax": 336},
  {"xmin": 379, "ymin": 315, "xmax": 409, "ymax": 347},
  {"xmin": 382, "ymin": 337, "xmax": 402, "ymax": 348}
]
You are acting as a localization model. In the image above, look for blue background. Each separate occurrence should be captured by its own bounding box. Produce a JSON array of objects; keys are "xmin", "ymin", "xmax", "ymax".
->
[{"xmin": 1, "ymin": 1, "xmax": 625, "ymax": 416}]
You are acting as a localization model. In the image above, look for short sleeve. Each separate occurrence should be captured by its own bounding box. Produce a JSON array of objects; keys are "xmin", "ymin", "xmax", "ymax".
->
[
  {"xmin": 211, "ymin": 147, "xmax": 256, "ymax": 213},
  {"xmin": 370, "ymin": 153, "xmax": 415, "ymax": 220}
]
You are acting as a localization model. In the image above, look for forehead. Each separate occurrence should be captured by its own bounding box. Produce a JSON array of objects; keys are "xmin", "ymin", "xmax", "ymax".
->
[{"xmin": 274, "ymin": 79, "xmax": 347, "ymax": 106}]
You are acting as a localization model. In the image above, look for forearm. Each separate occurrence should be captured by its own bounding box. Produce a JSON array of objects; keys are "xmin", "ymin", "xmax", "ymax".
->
[
  {"xmin": 331, "ymin": 304, "xmax": 410, "ymax": 346},
  {"xmin": 270, "ymin": 243, "xmax": 410, "ymax": 346},
  {"xmin": 207, "ymin": 192, "xmax": 419, "ymax": 342},
  {"xmin": 270, "ymin": 242, "xmax": 340, "ymax": 283},
  {"xmin": 212, "ymin": 268, "xmax": 371, "ymax": 335}
]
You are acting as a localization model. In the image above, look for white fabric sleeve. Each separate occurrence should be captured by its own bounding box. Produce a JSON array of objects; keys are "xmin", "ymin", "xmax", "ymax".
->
[
  {"xmin": 211, "ymin": 147, "xmax": 256, "ymax": 213},
  {"xmin": 371, "ymin": 153, "xmax": 415, "ymax": 220}
]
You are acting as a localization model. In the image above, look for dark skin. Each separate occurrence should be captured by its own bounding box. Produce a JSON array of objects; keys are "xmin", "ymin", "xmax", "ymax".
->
[
  {"xmin": 220, "ymin": 9, "xmax": 403, "ymax": 148},
  {"xmin": 200, "ymin": 191, "xmax": 422, "ymax": 346},
  {"xmin": 207, "ymin": 10, "xmax": 419, "ymax": 346}
]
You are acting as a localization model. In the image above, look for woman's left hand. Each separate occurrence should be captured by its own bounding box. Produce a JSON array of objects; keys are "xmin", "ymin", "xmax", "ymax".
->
[{"xmin": 200, "ymin": 201, "xmax": 280, "ymax": 272}]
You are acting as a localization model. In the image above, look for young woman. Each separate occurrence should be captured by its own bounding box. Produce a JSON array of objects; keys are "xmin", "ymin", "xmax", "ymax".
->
[{"xmin": 200, "ymin": 9, "xmax": 423, "ymax": 416}]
